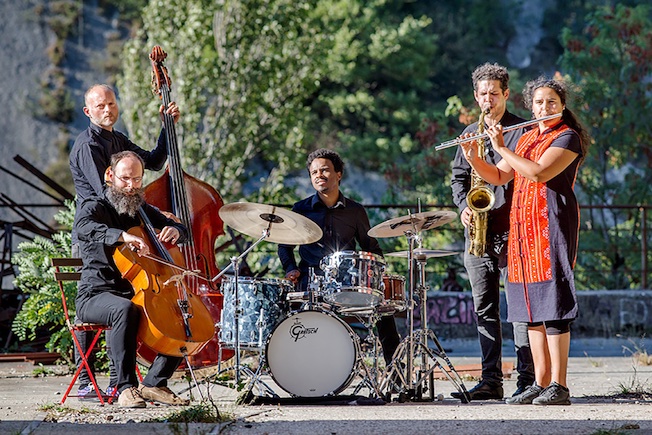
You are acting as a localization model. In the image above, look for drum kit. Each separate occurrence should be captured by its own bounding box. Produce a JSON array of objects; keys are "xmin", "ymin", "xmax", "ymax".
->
[{"xmin": 206, "ymin": 201, "xmax": 470, "ymax": 402}]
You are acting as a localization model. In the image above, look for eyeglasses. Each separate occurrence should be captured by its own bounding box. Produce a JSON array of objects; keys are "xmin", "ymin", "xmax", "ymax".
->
[{"xmin": 115, "ymin": 175, "xmax": 143, "ymax": 184}]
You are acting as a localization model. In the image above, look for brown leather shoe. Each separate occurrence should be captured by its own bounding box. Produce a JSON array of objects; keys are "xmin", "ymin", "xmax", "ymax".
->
[
  {"xmin": 117, "ymin": 386, "xmax": 146, "ymax": 408},
  {"xmin": 139, "ymin": 385, "xmax": 189, "ymax": 406}
]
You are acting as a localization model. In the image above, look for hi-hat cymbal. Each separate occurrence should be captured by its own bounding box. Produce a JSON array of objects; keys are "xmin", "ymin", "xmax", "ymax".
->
[
  {"xmin": 368, "ymin": 210, "xmax": 457, "ymax": 238},
  {"xmin": 219, "ymin": 202, "xmax": 323, "ymax": 245},
  {"xmin": 386, "ymin": 248, "xmax": 461, "ymax": 259}
]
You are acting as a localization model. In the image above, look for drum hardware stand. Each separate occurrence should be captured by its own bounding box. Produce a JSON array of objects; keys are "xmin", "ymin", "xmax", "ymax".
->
[
  {"xmin": 380, "ymin": 227, "xmax": 470, "ymax": 403},
  {"xmin": 349, "ymin": 310, "xmax": 385, "ymax": 398},
  {"xmin": 180, "ymin": 227, "xmax": 280, "ymax": 401}
]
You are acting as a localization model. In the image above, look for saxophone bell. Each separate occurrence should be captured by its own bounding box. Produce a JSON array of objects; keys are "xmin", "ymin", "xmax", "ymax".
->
[{"xmin": 467, "ymin": 185, "xmax": 495, "ymax": 213}]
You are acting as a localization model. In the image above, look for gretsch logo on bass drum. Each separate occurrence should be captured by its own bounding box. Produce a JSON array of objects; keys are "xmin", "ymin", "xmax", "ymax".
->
[{"xmin": 289, "ymin": 318, "xmax": 318, "ymax": 342}]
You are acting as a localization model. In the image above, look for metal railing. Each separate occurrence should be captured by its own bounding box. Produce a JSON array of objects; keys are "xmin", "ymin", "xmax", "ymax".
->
[{"xmin": 361, "ymin": 203, "xmax": 651, "ymax": 290}]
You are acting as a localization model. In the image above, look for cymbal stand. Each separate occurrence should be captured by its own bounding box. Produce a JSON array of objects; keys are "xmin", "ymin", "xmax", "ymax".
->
[{"xmin": 381, "ymin": 230, "xmax": 470, "ymax": 402}]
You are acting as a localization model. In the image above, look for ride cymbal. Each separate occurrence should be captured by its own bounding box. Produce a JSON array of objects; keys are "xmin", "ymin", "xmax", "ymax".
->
[
  {"xmin": 386, "ymin": 248, "xmax": 461, "ymax": 259},
  {"xmin": 219, "ymin": 202, "xmax": 323, "ymax": 245},
  {"xmin": 368, "ymin": 210, "xmax": 457, "ymax": 238}
]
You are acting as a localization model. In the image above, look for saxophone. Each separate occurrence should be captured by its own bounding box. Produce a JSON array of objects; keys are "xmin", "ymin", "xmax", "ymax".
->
[{"xmin": 467, "ymin": 109, "xmax": 496, "ymax": 257}]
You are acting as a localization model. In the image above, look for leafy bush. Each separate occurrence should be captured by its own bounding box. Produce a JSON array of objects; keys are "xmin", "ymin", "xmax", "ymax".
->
[{"xmin": 11, "ymin": 202, "xmax": 76, "ymax": 362}]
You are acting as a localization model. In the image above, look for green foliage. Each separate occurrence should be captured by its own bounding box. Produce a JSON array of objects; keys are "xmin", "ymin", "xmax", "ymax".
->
[
  {"xmin": 153, "ymin": 400, "xmax": 230, "ymax": 423},
  {"xmin": 559, "ymin": 4, "xmax": 652, "ymax": 289},
  {"xmin": 118, "ymin": 0, "xmax": 323, "ymax": 204},
  {"xmin": 111, "ymin": 0, "xmax": 651, "ymax": 288},
  {"xmin": 11, "ymin": 202, "xmax": 76, "ymax": 361}
]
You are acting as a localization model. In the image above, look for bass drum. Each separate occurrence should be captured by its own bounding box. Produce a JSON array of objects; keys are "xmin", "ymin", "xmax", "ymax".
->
[{"xmin": 265, "ymin": 310, "xmax": 358, "ymax": 397}]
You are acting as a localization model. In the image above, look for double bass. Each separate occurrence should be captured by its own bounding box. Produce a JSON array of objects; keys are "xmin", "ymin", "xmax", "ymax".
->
[
  {"xmin": 142, "ymin": 46, "xmax": 233, "ymax": 366},
  {"xmin": 114, "ymin": 211, "xmax": 214, "ymax": 357}
]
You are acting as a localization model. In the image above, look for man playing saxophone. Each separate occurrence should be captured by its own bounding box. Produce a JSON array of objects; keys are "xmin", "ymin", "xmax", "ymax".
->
[{"xmin": 450, "ymin": 62, "xmax": 534, "ymax": 401}]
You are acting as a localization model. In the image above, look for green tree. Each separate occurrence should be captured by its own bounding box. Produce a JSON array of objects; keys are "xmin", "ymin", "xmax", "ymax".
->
[
  {"xmin": 559, "ymin": 4, "xmax": 652, "ymax": 288},
  {"xmin": 118, "ymin": 0, "xmax": 326, "ymax": 205}
]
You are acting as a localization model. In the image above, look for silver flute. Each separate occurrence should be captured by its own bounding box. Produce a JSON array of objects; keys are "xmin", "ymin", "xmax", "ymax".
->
[{"xmin": 435, "ymin": 113, "xmax": 562, "ymax": 151}]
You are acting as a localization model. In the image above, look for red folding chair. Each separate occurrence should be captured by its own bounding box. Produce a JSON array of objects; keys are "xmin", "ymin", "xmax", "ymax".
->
[{"xmin": 53, "ymin": 258, "xmax": 113, "ymax": 404}]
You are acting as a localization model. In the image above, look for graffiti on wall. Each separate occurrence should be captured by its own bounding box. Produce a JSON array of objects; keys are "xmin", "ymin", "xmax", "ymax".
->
[{"xmin": 427, "ymin": 294, "xmax": 475, "ymax": 325}]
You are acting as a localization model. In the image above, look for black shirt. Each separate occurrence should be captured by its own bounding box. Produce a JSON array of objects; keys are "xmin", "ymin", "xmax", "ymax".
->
[
  {"xmin": 69, "ymin": 123, "xmax": 168, "ymax": 242},
  {"xmin": 450, "ymin": 110, "xmax": 526, "ymax": 259},
  {"xmin": 277, "ymin": 193, "xmax": 382, "ymax": 283},
  {"xmin": 75, "ymin": 193, "xmax": 188, "ymax": 305}
]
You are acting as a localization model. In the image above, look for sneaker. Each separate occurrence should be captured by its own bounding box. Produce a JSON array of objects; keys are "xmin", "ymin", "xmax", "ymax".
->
[
  {"xmin": 451, "ymin": 380, "xmax": 503, "ymax": 401},
  {"xmin": 117, "ymin": 386, "xmax": 147, "ymax": 408},
  {"xmin": 505, "ymin": 384, "xmax": 544, "ymax": 405},
  {"xmin": 105, "ymin": 385, "xmax": 118, "ymax": 399},
  {"xmin": 139, "ymin": 385, "xmax": 189, "ymax": 406},
  {"xmin": 77, "ymin": 384, "xmax": 105, "ymax": 401},
  {"xmin": 532, "ymin": 382, "xmax": 571, "ymax": 406}
]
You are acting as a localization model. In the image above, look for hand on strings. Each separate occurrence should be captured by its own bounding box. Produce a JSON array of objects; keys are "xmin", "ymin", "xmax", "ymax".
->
[
  {"xmin": 122, "ymin": 232, "xmax": 151, "ymax": 257},
  {"xmin": 285, "ymin": 269, "xmax": 301, "ymax": 284},
  {"xmin": 157, "ymin": 226, "xmax": 181, "ymax": 245},
  {"xmin": 161, "ymin": 210, "xmax": 181, "ymax": 223},
  {"xmin": 159, "ymin": 101, "xmax": 180, "ymax": 124}
]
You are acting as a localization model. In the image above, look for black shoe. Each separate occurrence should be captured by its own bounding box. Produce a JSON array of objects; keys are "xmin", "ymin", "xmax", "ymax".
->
[
  {"xmin": 451, "ymin": 380, "xmax": 503, "ymax": 400},
  {"xmin": 512, "ymin": 383, "xmax": 534, "ymax": 397},
  {"xmin": 506, "ymin": 384, "xmax": 543, "ymax": 404},
  {"xmin": 532, "ymin": 382, "xmax": 571, "ymax": 405}
]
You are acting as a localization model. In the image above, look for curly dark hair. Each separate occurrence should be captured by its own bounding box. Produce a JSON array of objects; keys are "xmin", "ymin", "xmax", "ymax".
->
[
  {"xmin": 471, "ymin": 62, "xmax": 510, "ymax": 92},
  {"xmin": 306, "ymin": 148, "xmax": 344, "ymax": 174},
  {"xmin": 523, "ymin": 76, "xmax": 591, "ymax": 164}
]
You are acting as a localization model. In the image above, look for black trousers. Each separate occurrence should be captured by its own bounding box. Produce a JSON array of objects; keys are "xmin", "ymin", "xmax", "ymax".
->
[{"xmin": 77, "ymin": 292, "xmax": 182, "ymax": 393}]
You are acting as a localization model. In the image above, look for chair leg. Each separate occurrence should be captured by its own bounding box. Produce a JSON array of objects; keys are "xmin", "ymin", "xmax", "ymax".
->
[{"xmin": 62, "ymin": 329, "xmax": 106, "ymax": 405}]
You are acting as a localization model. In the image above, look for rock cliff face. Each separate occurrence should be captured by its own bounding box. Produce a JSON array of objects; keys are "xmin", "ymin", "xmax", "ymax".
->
[
  {"xmin": 0, "ymin": 0, "xmax": 117, "ymax": 294},
  {"xmin": 0, "ymin": 0, "xmax": 61, "ymax": 222},
  {"xmin": 0, "ymin": 0, "xmax": 114, "ymax": 222}
]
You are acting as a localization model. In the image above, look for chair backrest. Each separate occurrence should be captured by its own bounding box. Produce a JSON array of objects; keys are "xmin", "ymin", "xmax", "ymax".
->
[{"xmin": 52, "ymin": 258, "xmax": 83, "ymax": 328}]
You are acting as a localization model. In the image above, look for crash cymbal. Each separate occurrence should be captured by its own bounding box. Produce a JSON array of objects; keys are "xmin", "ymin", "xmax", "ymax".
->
[
  {"xmin": 386, "ymin": 248, "xmax": 461, "ymax": 259},
  {"xmin": 368, "ymin": 210, "xmax": 457, "ymax": 238},
  {"xmin": 219, "ymin": 202, "xmax": 323, "ymax": 245}
]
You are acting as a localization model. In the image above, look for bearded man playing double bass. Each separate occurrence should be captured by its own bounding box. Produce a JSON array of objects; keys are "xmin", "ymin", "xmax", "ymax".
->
[{"xmin": 75, "ymin": 150, "xmax": 189, "ymax": 408}]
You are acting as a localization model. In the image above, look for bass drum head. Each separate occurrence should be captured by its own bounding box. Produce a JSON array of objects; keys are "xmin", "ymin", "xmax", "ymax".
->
[{"xmin": 265, "ymin": 310, "xmax": 357, "ymax": 397}]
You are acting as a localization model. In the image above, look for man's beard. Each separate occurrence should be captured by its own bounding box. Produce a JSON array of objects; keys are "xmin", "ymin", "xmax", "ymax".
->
[{"xmin": 106, "ymin": 185, "xmax": 145, "ymax": 217}]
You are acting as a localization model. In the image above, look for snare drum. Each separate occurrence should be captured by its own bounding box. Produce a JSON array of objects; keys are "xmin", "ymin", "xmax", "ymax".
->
[
  {"xmin": 219, "ymin": 277, "xmax": 292, "ymax": 349},
  {"xmin": 380, "ymin": 274, "xmax": 406, "ymax": 313},
  {"xmin": 320, "ymin": 251, "xmax": 385, "ymax": 307},
  {"xmin": 266, "ymin": 309, "xmax": 358, "ymax": 397}
]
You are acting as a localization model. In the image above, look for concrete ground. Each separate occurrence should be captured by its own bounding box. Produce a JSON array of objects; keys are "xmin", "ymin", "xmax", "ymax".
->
[{"xmin": 1, "ymin": 338, "xmax": 651, "ymax": 435}]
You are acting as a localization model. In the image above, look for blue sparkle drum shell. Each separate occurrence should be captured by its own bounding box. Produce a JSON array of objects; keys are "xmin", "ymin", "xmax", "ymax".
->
[
  {"xmin": 319, "ymin": 250, "xmax": 385, "ymax": 308},
  {"xmin": 218, "ymin": 276, "xmax": 292, "ymax": 349}
]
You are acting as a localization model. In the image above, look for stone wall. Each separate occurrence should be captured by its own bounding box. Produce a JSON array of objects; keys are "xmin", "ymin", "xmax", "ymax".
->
[{"xmin": 395, "ymin": 290, "xmax": 652, "ymax": 340}]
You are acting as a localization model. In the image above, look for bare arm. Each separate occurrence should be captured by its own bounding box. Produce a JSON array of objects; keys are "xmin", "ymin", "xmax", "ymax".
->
[
  {"xmin": 459, "ymin": 132, "xmax": 514, "ymax": 186},
  {"xmin": 486, "ymin": 125, "xmax": 579, "ymax": 183}
]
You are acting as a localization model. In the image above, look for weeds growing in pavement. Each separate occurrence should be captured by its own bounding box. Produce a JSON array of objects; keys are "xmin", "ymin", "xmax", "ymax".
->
[
  {"xmin": 32, "ymin": 364, "xmax": 57, "ymax": 377},
  {"xmin": 615, "ymin": 365, "xmax": 651, "ymax": 395},
  {"xmin": 583, "ymin": 351, "xmax": 604, "ymax": 367},
  {"xmin": 620, "ymin": 335, "xmax": 652, "ymax": 366},
  {"xmin": 38, "ymin": 402, "xmax": 97, "ymax": 422},
  {"xmin": 152, "ymin": 400, "xmax": 232, "ymax": 423}
]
